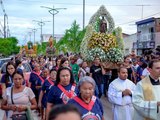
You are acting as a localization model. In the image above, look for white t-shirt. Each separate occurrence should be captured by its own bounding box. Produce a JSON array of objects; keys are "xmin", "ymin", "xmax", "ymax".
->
[
  {"xmin": 132, "ymin": 64, "xmax": 139, "ymax": 72},
  {"xmin": 79, "ymin": 67, "xmax": 90, "ymax": 80},
  {"xmin": 77, "ymin": 58, "xmax": 83, "ymax": 65},
  {"xmin": 142, "ymin": 68, "xmax": 150, "ymax": 77},
  {"xmin": 2, "ymin": 86, "xmax": 35, "ymax": 120}
]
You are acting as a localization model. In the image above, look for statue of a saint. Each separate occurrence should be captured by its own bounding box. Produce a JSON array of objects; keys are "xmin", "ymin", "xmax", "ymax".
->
[
  {"xmin": 99, "ymin": 16, "xmax": 107, "ymax": 33},
  {"xmin": 49, "ymin": 36, "xmax": 53, "ymax": 48},
  {"xmin": 46, "ymin": 36, "xmax": 56, "ymax": 56}
]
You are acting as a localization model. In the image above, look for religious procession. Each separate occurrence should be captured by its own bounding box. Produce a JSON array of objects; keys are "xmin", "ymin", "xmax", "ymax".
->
[{"xmin": 0, "ymin": 2, "xmax": 160, "ymax": 120}]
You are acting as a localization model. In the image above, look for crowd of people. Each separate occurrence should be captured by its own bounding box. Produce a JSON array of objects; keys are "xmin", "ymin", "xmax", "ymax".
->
[{"xmin": 0, "ymin": 51, "xmax": 160, "ymax": 120}]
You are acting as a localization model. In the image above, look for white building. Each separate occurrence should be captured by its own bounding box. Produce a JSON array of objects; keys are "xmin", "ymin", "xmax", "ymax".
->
[
  {"xmin": 123, "ymin": 33, "xmax": 137, "ymax": 55},
  {"xmin": 133, "ymin": 17, "xmax": 160, "ymax": 55}
]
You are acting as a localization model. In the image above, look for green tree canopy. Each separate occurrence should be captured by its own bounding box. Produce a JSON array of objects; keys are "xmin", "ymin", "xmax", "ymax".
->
[
  {"xmin": 55, "ymin": 20, "xmax": 86, "ymax": 53},
  {"xmin": 0, "ymin": 37, "xmax": 19, "ymax": 57}
]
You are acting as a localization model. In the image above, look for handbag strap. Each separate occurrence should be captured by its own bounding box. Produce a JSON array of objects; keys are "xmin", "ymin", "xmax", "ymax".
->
[{"xmin": 11, "ymin": 87, "xmax": 14, "ymax": 104}]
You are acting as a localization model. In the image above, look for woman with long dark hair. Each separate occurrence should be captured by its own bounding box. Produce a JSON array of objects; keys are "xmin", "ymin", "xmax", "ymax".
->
[
  {"xmin": 1, "ymin": 61, "xmax": 16, "ymax": 95},
  {"xmin": 59, "ymin": 57, "xmax": 70, "ymax": 68},
  {"xmin": 46, "ymin": 67, "xmax": 76, "ymax": 119},
  {"xmin": 52, "ymin": 57, "xmax": 61, "ymax": 71}
]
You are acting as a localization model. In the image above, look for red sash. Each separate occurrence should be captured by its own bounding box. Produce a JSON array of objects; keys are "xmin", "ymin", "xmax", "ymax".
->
[
  {"xmin": 57, "ymin": 84, "xmax": 76, "ymax": 98},
  {"xmin": 73, "ymin": 96, "xmax": 96, "ymax": 111},
  {"xmin": 47, "ymin": 78, "xmax": 54, "ymax": 86},
  {"xmin": 32, "ymin": 71, "xmax": 44, "ymax": 83}
]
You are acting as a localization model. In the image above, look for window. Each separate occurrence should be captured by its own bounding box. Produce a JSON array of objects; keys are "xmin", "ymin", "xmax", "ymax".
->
[{"xmin": 149, "ymin": 27, "xmax": 154, "ymax": 33}]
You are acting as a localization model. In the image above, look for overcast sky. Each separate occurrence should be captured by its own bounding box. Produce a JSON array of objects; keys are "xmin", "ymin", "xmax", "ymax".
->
[{"xmin": 0, "ymin": 0, "xmax": 160, "ymax": 45}]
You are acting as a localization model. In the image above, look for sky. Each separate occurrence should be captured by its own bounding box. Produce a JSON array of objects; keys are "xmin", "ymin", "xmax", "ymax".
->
[{"xmin": 0, "ymin": 0, "xmax": 160, "ymax": 45}]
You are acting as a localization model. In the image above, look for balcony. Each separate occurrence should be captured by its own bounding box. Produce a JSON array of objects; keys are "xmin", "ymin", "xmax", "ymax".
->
[
  {"xmin": 137, "ymin": 33, "xmax": 155, "ymax": 42},
  {"xmin": 133, "ymin": 41, "xmax": 155, "ymax": 49}
]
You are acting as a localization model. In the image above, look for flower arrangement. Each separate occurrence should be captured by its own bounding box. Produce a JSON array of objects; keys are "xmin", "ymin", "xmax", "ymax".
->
[
  {"xmin": 88, "ymin": 32, "xmax": 117, "ymax": 52},
  {"xmin": 86, "ymin": 47, "xmax": 106, "ymax": 61},
  {"xmin": 105, "ymin": 48, "xmax": 124, "ymax": 62},
  {"xmin": 80, "ymin": 5, "xmax": 124, "ymax": 68}
]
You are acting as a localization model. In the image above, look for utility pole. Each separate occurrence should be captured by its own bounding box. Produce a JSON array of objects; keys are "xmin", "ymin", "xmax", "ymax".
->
[
  {"xmin": 32, "ymin": 28, "xmax": 37, "ymax": 44},
  {"xmin": 33, "ymin": 20, "xmax": 50, "ymax": 43},
  {"xmin": 136, "ymin": 4, "xmax": 151, "ymax": 19},
  {"xmin": 3, "ymin": 13, "xmax": 7, "ymax": 38},
  {"xmin": 28, "ymin": 28, "xmax": 38, "ymax": 44},
  {"xmin": 28, "ymin": 32, "xmax": 32, "ymax": 42},
  {"xmin": 41, "ymin": 5, "xmax": 66, "ymax": 38},
  {"xmin": 1, "ymin": 0, "xmax": 9, "ymax": 38},
  {"xmin": 83, "ymin": 0, "xmax": 85, "ymax": 29}
]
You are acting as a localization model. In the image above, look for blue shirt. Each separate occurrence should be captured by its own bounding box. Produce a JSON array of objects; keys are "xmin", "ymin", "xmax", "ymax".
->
[
  {"xmin": 47, "ymin": 84, "xmax": 76, "ymax": 105},
  {"xmin": 136, "ymin": 66, "xmax": 143, "ymax": 82},
  {"xmin": 1, "ymin": 74, "xmax": 13, "ymax": 87},
  {"xmin": 68, "ymin": 96, "xmax": 104, "ymax": 120},
  {"xmin": 41, "ymin": 79, "xmax": 55, "ymax": 108},
  {"xmin": 29, "ymin": 72, "xmax": 42, "ymax": 95}
]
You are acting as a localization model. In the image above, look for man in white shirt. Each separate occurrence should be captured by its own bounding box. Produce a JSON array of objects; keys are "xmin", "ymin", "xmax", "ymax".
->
[{"xmin": 108, "ymin": 67, "xmax": 136, "ymax": 120}]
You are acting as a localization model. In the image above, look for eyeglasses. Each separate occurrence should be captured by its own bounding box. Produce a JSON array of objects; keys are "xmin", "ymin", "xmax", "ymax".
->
[{"xmin": 61, "ymin": 74, "xmax": 70, "ymax": 78}]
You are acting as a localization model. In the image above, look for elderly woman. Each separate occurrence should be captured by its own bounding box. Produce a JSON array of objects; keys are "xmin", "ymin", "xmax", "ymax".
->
[
  {"xmin": 1, "ymin": 70, "xmax": 37, "ymax": 120},
  {"xmin": 46, "ymin": 67, "xmax": 76, "ymax": 119},
  {"xmin": 69, "ymin": 76, "xmax": 104, "ymax": 120}
]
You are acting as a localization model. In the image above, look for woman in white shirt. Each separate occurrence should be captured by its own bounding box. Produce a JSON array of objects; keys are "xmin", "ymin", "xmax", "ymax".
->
[
  {"xmin": 1, "ymin": 70, "xmax": 37, "ymax": 120},
  {"xmin": 79, "ymin": 61, "xmax": 90, "ymax": 80}
]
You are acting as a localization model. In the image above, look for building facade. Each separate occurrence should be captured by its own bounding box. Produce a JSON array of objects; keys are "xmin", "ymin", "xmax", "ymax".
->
[
  {"xmin": 133, "ymin": 17, "xmax": 160, "ymax": 55},
  {"xmin": 123, "ymin": 33, "xmax": 137, "ymax": 55},
  {"xmin": 42, "ymin": 34, "xmax": 64, "ymax": 43}
]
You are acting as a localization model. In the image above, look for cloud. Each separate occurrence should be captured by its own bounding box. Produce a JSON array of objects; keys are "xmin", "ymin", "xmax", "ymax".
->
[{"xmin": 0, "ymin": 0, "xmax": 159, "ymax": 45}]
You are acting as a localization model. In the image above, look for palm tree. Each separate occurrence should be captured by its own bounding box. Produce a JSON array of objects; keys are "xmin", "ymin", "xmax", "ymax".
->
[{"xmin": 55, "ymin": 20, "xmax": 86, "ymax": 53}]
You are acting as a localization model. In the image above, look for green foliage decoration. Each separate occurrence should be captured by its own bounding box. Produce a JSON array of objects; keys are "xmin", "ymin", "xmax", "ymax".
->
[
  {"xmin": 105, "ymin": 48, "xmax": 124, "ymax": 62},
  {"xmin": 86, "ymin": 47, "xmax": 106, "ymax": 61}
]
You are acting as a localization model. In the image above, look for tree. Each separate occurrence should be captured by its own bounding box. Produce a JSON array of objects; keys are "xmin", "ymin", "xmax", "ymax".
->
[
  {"xmin": 0, "ymin": 37, "xmax": 19, "ymax": 56},
  {"xmin": 37, "ymin": 42, "xmax": 48, "ymax": 55},
  {"xmin": 55, "ymin": 20, "xmax": 86, "ymax": 53}
]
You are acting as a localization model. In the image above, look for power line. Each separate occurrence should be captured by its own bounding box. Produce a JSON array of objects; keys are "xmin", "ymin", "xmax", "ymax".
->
[
  {"xmin": 16, "ymin": 0, "xmax": 160, "ymax": 6},
  {"xmin": 116, "ymin": 11, "xmax": 160, "ymax": 26}
]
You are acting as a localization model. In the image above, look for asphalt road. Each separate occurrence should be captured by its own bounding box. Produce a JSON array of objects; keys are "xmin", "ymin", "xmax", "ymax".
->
[
  {"xmin": 101, "ymin": 96, "xmax": 113, "ymax": 120},
  {"xmin": 0, "ymin": 96, "xmax": 113, "ymax": 120}
]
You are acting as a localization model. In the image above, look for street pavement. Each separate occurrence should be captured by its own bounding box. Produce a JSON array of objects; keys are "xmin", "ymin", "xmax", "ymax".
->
[
  {"xmin": 101, "ymin": 96, "xmax": 113, "ymax": 120},
  {"xmin": 0, "ymin": 96, "xmax": 113, "ymax": 120}
]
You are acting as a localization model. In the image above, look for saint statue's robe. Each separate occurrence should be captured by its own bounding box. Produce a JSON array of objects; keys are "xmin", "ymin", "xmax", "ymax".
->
[
  {"xmin": 108, "ymin": 78, "xmax": 136, "ymax": 120},
  {"xmin": 132, "ymin": 76, "xmax": 160, "ymax": 120}
]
